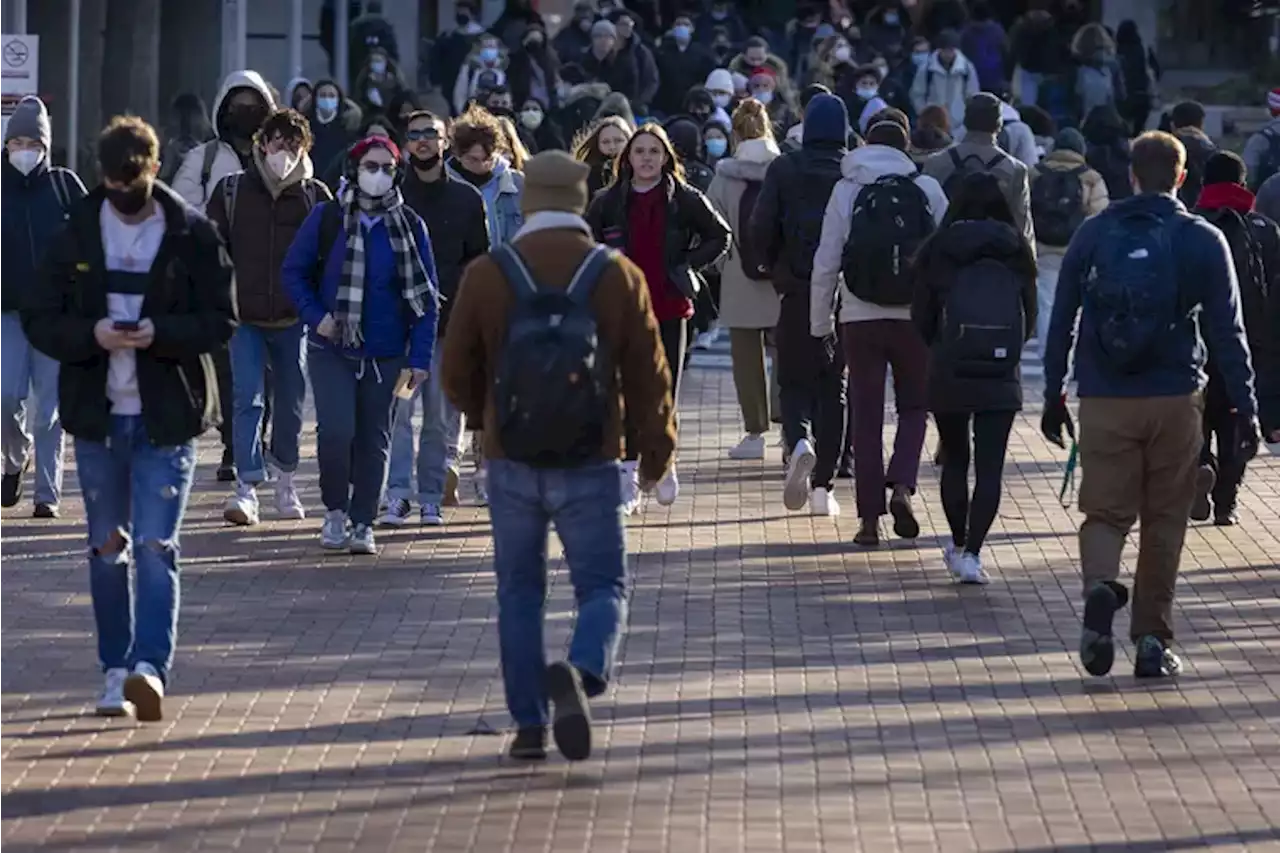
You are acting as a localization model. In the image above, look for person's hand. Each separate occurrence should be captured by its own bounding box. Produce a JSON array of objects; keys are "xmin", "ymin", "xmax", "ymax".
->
[
  {"xmin": 125, "ymin": 318, "xmax": 155, "ymax": 349},
  {"xmin": 1041, "ymin": 394, "xmax": 1075, "ymax": 449},
  {"xmin": 1231, "ymin": 410, "xmax": 1261, "ymax": 462},
  {"xmin": 407, "ymin": 368, "xmax": 429, "ymax": 390},
  {"xmin": 94, "ymin": 318, "xmax": 135, "ymax": 351},
  {"xmin": 315, "ymin": 314, "xmax": 339, "ymax": 341}
]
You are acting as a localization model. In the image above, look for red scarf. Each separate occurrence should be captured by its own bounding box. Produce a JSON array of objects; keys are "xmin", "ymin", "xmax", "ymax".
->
[{"xmin": 1196, "ymin": 182, "xmax": 1255, "ymax": 214}]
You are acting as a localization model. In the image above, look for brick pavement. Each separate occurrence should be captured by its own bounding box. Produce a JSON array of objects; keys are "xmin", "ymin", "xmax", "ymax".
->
[{"xmin": 3, "ymin": 347, "xmax": 1280, "ymax": 853}]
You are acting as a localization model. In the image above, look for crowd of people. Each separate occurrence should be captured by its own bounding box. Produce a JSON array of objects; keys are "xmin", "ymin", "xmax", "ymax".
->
[{"xmin": 2, "ymin": 0, "xmax": 1279, "ymax": 764}]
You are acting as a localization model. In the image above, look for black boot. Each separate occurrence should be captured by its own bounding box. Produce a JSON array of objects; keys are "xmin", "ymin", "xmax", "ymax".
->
[{"xmin": 216, "ymin": 446, "xmax": 236, "ymax": 483}]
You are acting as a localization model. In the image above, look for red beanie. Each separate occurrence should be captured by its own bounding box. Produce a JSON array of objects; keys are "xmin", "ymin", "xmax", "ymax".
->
[{"xmin": 349, "ymin": 135, "xmax": 401, "ymax": 163}]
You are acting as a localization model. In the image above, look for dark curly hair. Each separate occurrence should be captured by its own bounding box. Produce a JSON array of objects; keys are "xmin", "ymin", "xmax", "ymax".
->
[
  {"xmin": 451, "ymin": 104, "xmax": 504, "ymax": 158},
  {"xmin": 255, "ymin": 108, "xmax": 314, "ymax": 152},
  {"xmin": 98, "ymin": 114, "xmax": 160, "ymax": 183}
]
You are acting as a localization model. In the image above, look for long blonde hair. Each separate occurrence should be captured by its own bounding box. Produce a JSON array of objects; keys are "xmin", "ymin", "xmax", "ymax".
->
[
  {"xmin": 571, "ymin": 115, "xmax": 634, "ymax": 168},
  {"xmin": 495, "ymin": 115, "xmax": 530, "ymax": 172}
]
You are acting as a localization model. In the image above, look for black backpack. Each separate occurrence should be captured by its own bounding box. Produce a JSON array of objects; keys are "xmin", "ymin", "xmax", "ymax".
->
[
  {"xmin": 736, "ymin": 179, "xmax": 771, "ymax": 281},
  {"xmin": 943, "ymin": 148, "xmax": 1004, "ymax": 200},
  {"xmin": 941, "ymin": 257, "xmax": 1026, "ymax": 379},
  {"xmin": 1203, "ymin": 207, "xmax": 1269, "ymax": 303},
  {"xmin": 1254, "ymin": 127, "xmax": 1280, "ymax": 190},
  {"xmin": 1031, "ymin": 164, "xmax": 1088, "ymax": 247},
  {"xmin": 1086, "ymin": 143, "xmax": 1133, "ymax": 201},
  {"xmin": 490, "ymin": 244, "xmax": 615, "ymax": 467},
  {"xmin": 841, "ymin": 173, "xmax": 935, "ymax": 307}
]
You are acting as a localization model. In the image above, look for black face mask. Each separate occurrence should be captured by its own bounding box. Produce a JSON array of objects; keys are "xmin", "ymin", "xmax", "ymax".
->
[
  {"xmin": 410, "ymin": 151, "xmax": 443, "ymax": 171},
  {"xmin": 106, "ymin": 183, "xmax": 151, "ymax": 216},
  {"xmin": 228, "ymin": 104, "xmax": 268, "ymax": 139}
]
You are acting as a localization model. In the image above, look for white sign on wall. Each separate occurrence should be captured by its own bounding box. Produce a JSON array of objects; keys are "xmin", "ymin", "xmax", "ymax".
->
[{"xmin": 1, "ymin": 34, "xmax": 39, "ymax": 139}]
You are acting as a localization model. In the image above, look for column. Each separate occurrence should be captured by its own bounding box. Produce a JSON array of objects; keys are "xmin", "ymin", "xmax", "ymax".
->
[
  {"xmin": 288, "ymin": 0, "xmax": 304, "ymax": 83},
  {"xmin": 334, "ymin": 0, "xmax": 349, "ymax": 90}
]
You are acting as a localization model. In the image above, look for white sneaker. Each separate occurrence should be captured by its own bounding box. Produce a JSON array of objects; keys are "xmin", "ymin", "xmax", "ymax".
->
[
  {"xmin": 222, "ymin": 483, "xmax": 259, "ymax": 526},
  {"xmin": 123, "ymin": 662, "xmax": 164, "ymax": 722},
  {"xmin": 692, "ymin": 326, "xmax": 721, "ymax": 350},
  {"xmin": 96, "ymin": 667, "xmax": 134, "ymax": 717},
  {"xmin": 655, "ymin": 466, "xmax": 680, "ymax": 506},
  {"xmin": 421, "ymin": 503, "xmax": 444, "ymax": 526},
  {"xmin": 378, "ymin": 498, "xmax": 413, "ymax": 527},
  {"xmin": 620, "ymin": 461, "xmax": 641, "ymax": 516},
  {"xmin": 273, "ymin": 471, "xmax": 305, "ymax": 520},
  {"xmin": 728, "ymin": 433, "xmax": 767, "ymax": 460},
  {"xmin": 943, "ymin": 543, "xmax": 962, "ymax": 577},
  {"xmin": 349, "ymin": 523, "xmax": 377, "ymax": 555},
  {"xmin": 955, "ymin": 551, "xmax": 990, "ymax": 585},
  {"xmin": 474, "ymin": 464, "xmax": 489, "ymax": 506},
  {"xmin": 321, "ymin": 509, "xmax": 350, "ymax": 549},
  {"xmin": 783, "ymin": 439, "xmax": 816, "ymax": 511},
  {"xmin": 810, "ymin": 487, "xmax": 840, "ymax": 517}
]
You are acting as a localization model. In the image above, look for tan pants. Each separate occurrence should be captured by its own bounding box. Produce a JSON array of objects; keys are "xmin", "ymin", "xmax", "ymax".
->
[
  {"xmin": 730, "ymin": 328, "xmax": 773, "ymax": 435},
  {"xmin": 1077, "ymin": 394, "xmax": 1204, "ymax": 641}
]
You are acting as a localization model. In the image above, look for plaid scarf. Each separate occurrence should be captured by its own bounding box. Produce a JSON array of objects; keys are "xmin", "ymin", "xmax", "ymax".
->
[{"xmin": 335, "ymin": 182, "xmax": 434, "ymax": 349}]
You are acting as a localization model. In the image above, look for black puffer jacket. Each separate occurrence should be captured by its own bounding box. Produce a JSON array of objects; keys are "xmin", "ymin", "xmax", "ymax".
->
[{"xmin": 911, "ymin": 219, "xmax": 1037, "ymax": 415}]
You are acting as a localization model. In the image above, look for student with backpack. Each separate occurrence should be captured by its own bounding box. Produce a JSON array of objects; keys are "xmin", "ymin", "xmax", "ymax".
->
[
  {"xmin": 924, "ymin": 93, "xmax": 1037, "ymax": 251},
  {"xmin": 912, "ymin": 172, "xmax": 1037, "ymax": 584},
  {"xmin": 207, "ymin": 109, "xmax": 333, "ymax": 530},
  {"xmin": 1114, "ymin": 20, "xmax": 1159, "ymax": 137},
  {"xmin": 1028, "ymin": 128, "xmax": 1109, "ymax": 351},
  {"xmin": 706, "ymin": 99, "xmax": 783, "ymax": 461},
  {"xmin": 1042, "ymin": 131, "xmax": 1260, "ymax": 681},
  {"xmin": 1082, "ymin": 104, "xmax": 1134, "ymax": 202},
  {"xmin": 1070, "ymin": 24, "xmax": 1124, "ymax": 127},
  {"xmin": 811, "ymin": 118, "xmax": 948, "ymax": 547},
  {"xmin": 1191, "ymin": 152, "xmax": 1280, "ymax": 525},
  {"xmin": 1169, "ymin": 101, "xmax": 1218, "ymax": 211},
  {"xmin": 442, "ymin": 151, "xmax": 677, "ymax": 763},
  {"xmin": 1242, "ymin": 88, "xmax": 1280, "ymax": 193}
]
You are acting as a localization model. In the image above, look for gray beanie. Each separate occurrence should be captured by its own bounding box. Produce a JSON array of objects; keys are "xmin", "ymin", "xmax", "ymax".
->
[
  {"xmin": 1053, "ymin": 128, "xmax": 1087, "ymax": 156},
  {"xmin": 5, "ymin": 96, "xmax": 51, "ymax": 150}
]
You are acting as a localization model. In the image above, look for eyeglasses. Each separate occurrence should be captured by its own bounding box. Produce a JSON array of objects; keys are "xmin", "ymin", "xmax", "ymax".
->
[
  {"xmin": 360, "ymin": 162, "xmax": 397, "ymax": 175},
  {"xmin": 404, "ymin": 128, "xmax": 440, "ymax": 141}
]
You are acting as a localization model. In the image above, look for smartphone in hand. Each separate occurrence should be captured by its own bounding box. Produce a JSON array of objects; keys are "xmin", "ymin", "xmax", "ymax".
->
[{"xmin": 113, "ymin": 320, "xmax": 141, "ymax": 332}]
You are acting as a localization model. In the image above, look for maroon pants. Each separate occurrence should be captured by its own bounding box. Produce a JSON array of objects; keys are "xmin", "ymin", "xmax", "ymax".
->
[{"xmin": 842, "ymin": 320, "xmax": 929, "ymax": 520}]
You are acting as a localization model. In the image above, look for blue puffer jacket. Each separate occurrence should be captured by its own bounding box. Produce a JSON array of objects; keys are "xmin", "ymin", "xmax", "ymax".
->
[
  {"xmin": 446, "ymin": 156, "xmax": 524, "ymax": 247},
  {"xmin": 281, "ymin": 202, "xmax": 439, "ymax": 370},
  {"xmin": 1045, "ymin": 193, "xmax": 1257, "ymax": 415},
  {"xmin": 2, "ymin": 157, "xmax": 86, "ymax": 313}
]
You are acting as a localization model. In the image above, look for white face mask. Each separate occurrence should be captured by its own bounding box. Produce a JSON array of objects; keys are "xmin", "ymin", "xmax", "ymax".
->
[
  {"xmin": 520, "ymin": 109, "xmax": 544, "ymax": 130},
  {"xmin": 358, "ymin": 170, "xmax": 394, "ymax": 198},
  {"xmin": 833, "ymin": 45, "xmax": 852, "ymax": 63},
  {"xmin": 265, "ymin": 150, "xmax": 298, "ymax": 179},
  {"xmin": 753, "ymin": 90, "xmax": 774, "ymax": 105},
  {"xmin": 8, "ymin": 149, "xmax": 42, "ymax": 176},
  {"xmin": 855, "ymin": 86, "xmax": 879, "ymax": 100},
  {"xmin": 712, "ymin": 93, "xmax": 731, "ymax": 109}
]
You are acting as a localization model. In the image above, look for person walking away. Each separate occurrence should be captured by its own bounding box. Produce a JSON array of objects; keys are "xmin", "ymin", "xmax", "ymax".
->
[
  {"xmin": 207, "ymin": 108, "xmax": 332, "ymax": 528},
  {"xmin": 22, "ymin": 115, "xmax": 234, "ymax": 719},
  {"xmin": 912, "ymin": 172, "xmax": 1037, "ymax": 583},
  {"xmin": 960, "ymin": 1, "xmax": 1008, "ymax": 94},
  {"xmin": 1169, "ymin": 101, "xmax": 1218, "ymax": 211},
  {"xmin": 1115, "ymin": 20, "xmax": 1159, "ymax": 137},
  {"xmin": 586, "ymin": 123, "xmax": 730, "ymax": 511},
  {"xmin": 381, "ymin": 111, "xmax": 490, "ymax": 526},
  {"xmin": 1243, "ymin": 88, "xmax": 1280, "ymax": 193},
  {"xmin": 1, "ymin": 97, "xmax": 85, "ymax": 516},
  {"xmin": 1071, "ymin": 23, "xmax": 1124, "ymax": 127},
  {"xmin": 750, "ymin": 93, "xmax": 850, "ymax": 516},
  {"xmin": 1007, "ymin": 4, "xmax": 1061, "ymax": 109},
  {"xmin": 1081, "ymin": 104, "xmax": 1133, "ymax": 202},
  {"xmin": 1042, "ymin": 131, "xmax": 1260, "ymax": 680},
  {"xmin": 910, "ymin": 29, "xmax": 980, "ymax": 127},
  {"xmin": 655, "ymin": 14, "xmax": 717, "ymax": 118},
  {"xmin": 158, "ymin": 93, "xmax": 214, "ymax": 185},
  {"xmin": 811, "ymin": 118, "xmax": 948, "ymax": 546},
  {"xmin": 1029, "ymin": 127, "xmax": 1108, "ymax": 351},
  {"xmin": 1190, "ymin": 152, "xmax": 1280, "ymax": 525},
  {"xmin": 448, "ymin": 106, "xmax": 526, "ymax": 247},
  {"xmin": 706, "ymin": 99, "xmax": 782, "ymax": 461},
  {"xmin": 281, "ymin": 136, "xmax": 440, "ymax": 555},
  {"xmin": 442, "ymin": 150, "xmax": 677, "ymax": 762},
  {"xmin": 171, "ymin": 70, "xmax": 276, "ymax": 483},
  {"xmin": 924, "ymin": 93, "xmax": 1037, "ymax": 250}
]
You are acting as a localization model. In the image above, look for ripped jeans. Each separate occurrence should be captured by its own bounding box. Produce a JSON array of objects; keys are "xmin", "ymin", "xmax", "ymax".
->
[{"xmin": 75, "ymin": 415, "xmax": 196, "ymax": 683}]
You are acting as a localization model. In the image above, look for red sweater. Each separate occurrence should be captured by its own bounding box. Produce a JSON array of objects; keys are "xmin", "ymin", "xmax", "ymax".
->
[{"xmin": 627, "ymin": 186, "xmax": 693, "ymax": 322}]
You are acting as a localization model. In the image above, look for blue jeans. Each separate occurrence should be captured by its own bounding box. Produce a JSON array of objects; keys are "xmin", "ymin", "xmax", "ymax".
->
[
  {"xmin": 386, "ymin": 342, "xmax": 462, "ymax": 505},
  {"xmin": 229, "ymin": 322, "xmax": 306, "ymax": 482},
  {"xmin": 76, "ymin": 416, "xmax": 196, "ymax": 682},
  {"xmin": 487, "ymin": 458, "xmax": 628, "ymax": 728},
  {"xmin": 307, "ymin": 342, "xmax": 403, "ymax": 526},
  {"xmin": 1, "ymin": 311, "xmax": 64, "ymax": 504}
]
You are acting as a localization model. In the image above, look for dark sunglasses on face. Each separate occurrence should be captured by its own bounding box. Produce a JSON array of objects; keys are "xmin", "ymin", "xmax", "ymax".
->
[
  {"xmin": 360, "ymin": 162, "xmax": 397, "ymax": 175},
  {"xmin": 405, "ymin": 128, "xmax": 440, "ymax": 141}
]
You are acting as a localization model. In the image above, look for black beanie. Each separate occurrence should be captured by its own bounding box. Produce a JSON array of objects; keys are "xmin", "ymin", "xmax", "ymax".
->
[
  {"xmin": 964, "ymin": 93, "xmax": 1003, "ymax": 134},
  {"xmin": 1203, "ymin": 150, "xmax": 1247, "ymax": 187}
]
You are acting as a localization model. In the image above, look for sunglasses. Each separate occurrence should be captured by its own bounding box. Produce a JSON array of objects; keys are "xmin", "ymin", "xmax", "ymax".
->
[
  {"xmin": 360, "ymin": 162, "xmax": 397, "ymax": 175},
  {"xmin": 405, "ymin": 128, "xmax": 440, "ymax": 141}
]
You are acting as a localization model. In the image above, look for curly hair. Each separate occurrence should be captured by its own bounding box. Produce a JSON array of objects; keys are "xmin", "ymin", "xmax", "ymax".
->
[
  {"xmin": 731, "ymin": 98, "xmax": 773, "ymax": 143},
  {"xmin": 495, "ymin": 115, "xmax": 530, "ymax": 171},
  {"xmin": 451, "ymin": 104, "xmax": 504, "ymax": 158},
  {"xmin": 255, "ymin": 108, "xmax": 314, "ymax": 152},
  {"xmin": 98, "ymin": 114, "xmax": 160, "ymax": 183}
]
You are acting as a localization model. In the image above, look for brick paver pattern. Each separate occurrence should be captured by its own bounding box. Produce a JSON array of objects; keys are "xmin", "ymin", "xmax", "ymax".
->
[{"xmin": 3, "ymin": 349, "xmax": 1280, "ymax": 853}]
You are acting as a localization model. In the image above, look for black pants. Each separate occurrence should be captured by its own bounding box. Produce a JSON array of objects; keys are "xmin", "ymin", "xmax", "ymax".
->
[
  {"xmin": 935, "ymin": 410, "xmax": 1016, "ymax": 555},
  {"xmin": 776, "ymin": 307, "xmax": 846, "ymax": 491},
  {"xmin": 1200, "ymin": 370, "xmax": 1247, "ymax": 515},
  {"xmin": 627, "ymin": 316, "xmax": 686, "ymax": 461},
  {"xmin": 214, "ymin": 344, "xmax": 233, "ymax": 455}
]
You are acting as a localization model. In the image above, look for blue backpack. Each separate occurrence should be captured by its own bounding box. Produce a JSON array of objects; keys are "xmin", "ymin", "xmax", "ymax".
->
[
  {"xmin": 490, "ymin": 244, "xmax": 616, "ymax": 467},
  {"xmin": 1083, "ymin": 210, "xmax": 1190, "ymax": 373}
]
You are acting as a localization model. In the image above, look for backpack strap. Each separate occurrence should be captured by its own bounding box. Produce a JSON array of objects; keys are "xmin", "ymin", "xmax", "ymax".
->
[
  {"xmin": 312, "ymin": 201, "xmax": 344, "ymax": 283},
  {"xmin": 984, "ymin": 154, "xmax": 1004, "ymax": 170},
  {"xmin": 948, "ymin": 148, "xmax": 963, "ymax": 171},
  {"xmin": 48, "ymin": 168, "xmax": 72, "ymax": 217},
  {"xmin": 492, "ymin": 244, "xmax": 541, "ymax": 299},
  {"xmin": 222, "ymin": 173, "xmax": 241, "ymax": 233},
  {"xmin": 565, "ymin": 246, "xmax": 614, "ymax": 305},
  {"xmin": 199, "ymin": 142, "xmax": 220, "ymax": 197}
]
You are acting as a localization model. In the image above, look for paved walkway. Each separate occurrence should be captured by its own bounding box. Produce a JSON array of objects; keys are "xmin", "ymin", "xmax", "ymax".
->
[{"xmin": 3, "ymin": 345, "xmax": 1280, "ymax": 852}]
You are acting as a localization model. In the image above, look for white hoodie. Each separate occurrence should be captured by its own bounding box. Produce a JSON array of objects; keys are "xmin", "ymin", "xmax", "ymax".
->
[
  {"xmin": 171, "ymin": 70, "xmax": 277, "ymax": 210},
  {"xmin": 811, "ymin": 145, "xmax": 949, "ymax": 335}
]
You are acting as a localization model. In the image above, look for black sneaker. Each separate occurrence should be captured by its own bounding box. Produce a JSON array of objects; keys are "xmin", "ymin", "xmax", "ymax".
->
[
  {"xmin": 1080, "ymin": 581, "xmax": 1129, "ymax": 676},
  {"xmin": 1, "ymin": 471, "xmax": 22, "ymax": 508},
  {"xmin": 508, "ymin": 727, "xmax": 547, "ymax": 761},
  {"xmin": 853, "ymin": 519, "xmax": 879, "ymax": 548},
  {"xmin": 1134, "ymin": 635, "xmax": 1183, "ymax": 679},
  {"xmin": 545, "ymin": 661, "xmax": 592, "ymax": 761},
  {"xmin": 33, "ymin": 503, "xmax": 58, "ymax": 519},
  {"xmin": 1190, "ymin": 464, "xmax": 1215, "ymax": 522},
  {"xmin": 216, "ymin": 447, "xmax": 237, "ymax": 483},
  {"xmin": 889, "ymin": 490, "xmax": 920, "ymax": 539}
]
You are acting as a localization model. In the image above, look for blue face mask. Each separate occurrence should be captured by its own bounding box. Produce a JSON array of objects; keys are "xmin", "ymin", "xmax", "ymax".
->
[
  {"xmin": 672, "ymin": 25, "xmax": 691, "ymax": 42},
  {"xmin": 884, "ymin": 12, "xmax": 900, "ymax": 26},
  {"xmin": 480, "ymin": 46, "xmax": 499, "ymax": 62},
  {"xmin": 317, "ymin": 95, "xmax": 340, "ymax": 113},
  {"xmin": 912, "ymin": 51, "xmax": 929, "ymax": 68},
  {"xmin": 705, "ymin": 137, "xmax": 727, "ymax": 158}
]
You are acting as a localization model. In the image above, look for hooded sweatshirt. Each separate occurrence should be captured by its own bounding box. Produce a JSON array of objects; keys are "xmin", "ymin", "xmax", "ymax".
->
[
  {"xmin": 172, "ymin": 70, "xmax": 278, "ymax": 210},
  {"xmin": 706, "ymin": 137, "xmax": 782, "ymax": 329},
  {"xmin": 811, "ymin": 145, "xmax": 949, "ymax": 335}
]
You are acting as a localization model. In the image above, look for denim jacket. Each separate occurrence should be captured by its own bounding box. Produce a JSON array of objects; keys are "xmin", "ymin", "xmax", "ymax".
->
[{"xmin": 447, "ymin": 157, "xmax": 524, "ymax": 247}]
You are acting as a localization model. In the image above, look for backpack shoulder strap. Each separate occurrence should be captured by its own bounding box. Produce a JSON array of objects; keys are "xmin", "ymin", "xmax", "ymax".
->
[
  {"xmin": 302, "ymin": 179, "xmax": 319, "ymax": 209},
  {"xmin": 199, "ymin": 142, "xmax": 220, "ymax": 194},
  {"xmin": 491, "ymin": 243, "xmax": 542, "ymax": 300},
  {"xmin": 565, "ymin": 246, "xmax": 615, "ymax": 305},
  {"xmin": 222, "ymin": 173, "xmax": 241, "ymax": 231},
  {"xmin": 984, "ymin": 153, "xmax": 1004, "ymax": 170},
  {"xmin": 948, "ymin": 148, "xmax": 963, "ymax": 171},
  {"xmin": 312, "ymin": 201, "xmax": 345, "ymax": 281},
  {"xmin": 48, "ymin": 167, "xmax": 72, "ymax": 214}
]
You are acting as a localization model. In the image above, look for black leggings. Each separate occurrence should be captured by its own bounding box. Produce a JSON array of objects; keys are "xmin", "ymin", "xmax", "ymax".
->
[
  {"xmin": 626, "ymin": 317, "xmax": 686, "ymax": 461},
  {"xmin": 934, "ymin": 411, "xmax": 1016, "ymax": 556}
]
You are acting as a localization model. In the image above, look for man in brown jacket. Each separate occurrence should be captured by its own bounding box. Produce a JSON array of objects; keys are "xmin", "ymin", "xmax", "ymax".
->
[
  {"xmin": 206, "ymin": 108, "xmax": 331, "ymax": 527},
  {"xmin": 442, "ymin": 150, "xmax": 676, "ymax": 763}
]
